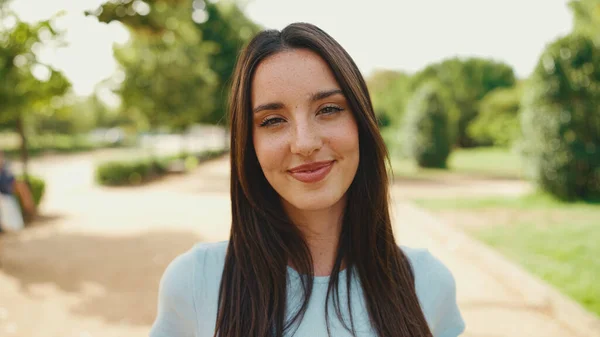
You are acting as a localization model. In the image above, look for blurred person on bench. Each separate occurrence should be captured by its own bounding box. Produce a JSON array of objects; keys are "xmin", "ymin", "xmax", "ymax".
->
[{"xmin": 0, "ymin": 150, "xmax": 34, "ymax": 233}]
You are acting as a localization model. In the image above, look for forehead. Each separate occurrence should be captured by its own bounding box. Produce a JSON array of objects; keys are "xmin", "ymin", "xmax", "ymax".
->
[{"xmin": 251, "ymin": 49, "xmax": 339, "ymax": 104}]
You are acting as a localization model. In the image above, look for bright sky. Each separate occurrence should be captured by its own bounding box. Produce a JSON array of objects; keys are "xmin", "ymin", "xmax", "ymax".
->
[{"xmin": 10, "ymin": 0, "xmax": 574, "ymax": 98}]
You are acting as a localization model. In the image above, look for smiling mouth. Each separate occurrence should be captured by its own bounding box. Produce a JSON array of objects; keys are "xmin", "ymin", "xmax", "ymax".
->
[{"xmin": 287, "ymin": 160, "xmax": 335, "ymax": 184}]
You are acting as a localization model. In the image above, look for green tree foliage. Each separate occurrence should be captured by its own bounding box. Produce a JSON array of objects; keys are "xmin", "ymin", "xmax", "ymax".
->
[
  {"xmin": 114, "ymin": 33, "xmax": 217, "ymax": 131},
  {"xmin": 0, "ymin": 8, "xmax": 71, "ymax": 178},
  {"xmin": 72, "ymin": 94, "xmax": 114, "ymax": 131},
  {"xmin": 569, "ymin": 0, "xmax": 600, "ymax": 44},
  {"xmin": 468, "ymin": 82, "xmax": 524, "ymax": 147},
  {"xmin": 366, "ymin": 70, "xmax": 412, "ymax": 128},
  {"xmin": 410, "ymin": 57, "xmax": 516, "ymax": 147},
  {"xmin": 403, "ymin": 81, "xmax": 452, "ymax": 168},
  {"xmin": 520, "ymin": 34, "xmax": 600, "ymax": 201},
  {"xmin": 34, "ymin": 93, "xmax": 128, "ymax": 134},
  {"xmin": 88, "ymin": 0, "xmax": 260, "ymax": 130},
  {"xmin": 197, "ymin": 1, "xmax": 261, "ymax": 124}
]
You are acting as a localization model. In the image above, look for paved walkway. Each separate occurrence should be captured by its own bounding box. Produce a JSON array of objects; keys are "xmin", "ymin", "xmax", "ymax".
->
[{"xmin": 0, "ymin": 155, "xmax": 598, "ymax": 337}]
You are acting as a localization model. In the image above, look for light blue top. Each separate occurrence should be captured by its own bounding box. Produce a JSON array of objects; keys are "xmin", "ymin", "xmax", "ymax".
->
[{"xmin": 149, "ymin": 241, "xmax": 465, "ymax": 337}]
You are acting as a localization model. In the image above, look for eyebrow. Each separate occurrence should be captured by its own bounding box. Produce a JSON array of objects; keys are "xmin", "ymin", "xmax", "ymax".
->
[
  {"xmin": 252, "ymin": 89, "xmax": 344, "ymax": 114},
  {"xmin": 310, "ymin": 88, "xmax": 343, "ymax": 102}
]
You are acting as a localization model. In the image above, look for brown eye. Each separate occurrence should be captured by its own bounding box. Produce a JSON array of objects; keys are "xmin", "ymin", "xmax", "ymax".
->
[
  {"xmin": 319, "ymin": 105, "xmax": 343, "ymax": 115},
  {"xmin": 259, "ymin": 117, "xmax": 285, "ymax": 127}
]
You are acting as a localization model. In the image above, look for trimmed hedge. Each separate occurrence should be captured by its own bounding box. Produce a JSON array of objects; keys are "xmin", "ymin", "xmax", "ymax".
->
[
  {"xmin": 520, "ymin": 33, "xmax": 600, "ymax": 201},
  {"xmin": 95, "ymin": 149, "xmax": 226, "ymax": 186},
  {"xmin": 96, "ymin": 159, "xmax": 167, "ymax": 186},
  {"xmin": 403, "ymin": 81, "xmax": 452, "ymax": 168}
]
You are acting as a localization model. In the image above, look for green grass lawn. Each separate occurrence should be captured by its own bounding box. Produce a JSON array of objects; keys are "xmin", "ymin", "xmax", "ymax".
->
[
  {"xmin": 388, "ymin": 146, "xmax": 524, "ymax": 180},
  {"xmin": 414, "ymin": 193, "xmax": 600, "ymax": 317}
]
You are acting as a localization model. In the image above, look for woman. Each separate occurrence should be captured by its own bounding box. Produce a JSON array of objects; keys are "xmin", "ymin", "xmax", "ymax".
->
[{"xmin": 150, "ymin": 23, "xmax": 465, "ymax": 337}]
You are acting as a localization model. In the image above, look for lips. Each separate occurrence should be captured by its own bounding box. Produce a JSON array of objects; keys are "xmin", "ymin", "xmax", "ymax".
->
[{"xmin": 288, "ymin": 160, "xmax": 335, "ymax": 183}]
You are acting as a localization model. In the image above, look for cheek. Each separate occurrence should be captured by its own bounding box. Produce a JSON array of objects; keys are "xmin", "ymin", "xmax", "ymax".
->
[
  {"xmin": 328, "ymin": 117, "xmax": 359, "ymax": 156},
  {"xmin": 253, "ymin": 131, "xmax": 288, "ymax": 172}
]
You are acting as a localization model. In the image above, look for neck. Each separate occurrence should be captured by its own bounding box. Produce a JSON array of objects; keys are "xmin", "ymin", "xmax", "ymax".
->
[{"xmin": 283, "ymin": 196, "xmax": 346, "ymax": 277}]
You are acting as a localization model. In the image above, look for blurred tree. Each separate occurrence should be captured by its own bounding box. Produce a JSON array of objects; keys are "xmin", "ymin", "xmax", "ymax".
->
[
  {"xmin": 468, "ymin": 81, "xmax": 524, "ymax": 147},
  {"xmin": 78, "ymin": 94, "xmax": 111, "ymax": 130},
  {"xmin": 410, "ymin": 57, "xmax": 516, "ymax": 147},
  {"xmin": 196, "ymin": 1, "xmax": 261, "ymax": 124},
  {"xmin": 113, "ymin": 34, "xmax": 217, "ymax": 132},
  {"xmin": 366, "ymin": 70, "xmax": 412, "ymax": 128},
  {"xmin": 88, "ymin": 0, "xmax": 260, "ymax": 132},
  {"xmin": 34, "ymin": 93, "xmax": 124, "ymax": 134},
  {"xmin": 91, "ymin": 2, "xmax": 216, "ymax": 133},
  {"xmin": 0, "ymin": 8, "xmax": 71, "ymax": 180},
  {"xmin": 83, "ymin": 93, "xmax": 131, "ymax": 129},
  {"xmin": 34, "ymin": 102, "xmax": 78, "ymax": 134},
  {"xmin": 403, "ymin": 81, "xmax": 452, "ymax": 169},
  {"xmin": 569, "ymin": 0, "xmax": 600, "ymax": 44},
  {"xmin": 520, "ymin": 33, "xmax": 600, "ymax": 201}
]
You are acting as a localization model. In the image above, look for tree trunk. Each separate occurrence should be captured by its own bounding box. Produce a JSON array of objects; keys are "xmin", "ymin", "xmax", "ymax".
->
[{"xmin": 15, "ymin": 115, "xmax": 30, "ymax": 186}]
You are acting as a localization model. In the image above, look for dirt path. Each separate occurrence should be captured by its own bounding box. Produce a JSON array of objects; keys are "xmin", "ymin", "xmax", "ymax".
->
[{"xmin": 0, "ymin": 156, "xmax": 232, "ymax": 337}]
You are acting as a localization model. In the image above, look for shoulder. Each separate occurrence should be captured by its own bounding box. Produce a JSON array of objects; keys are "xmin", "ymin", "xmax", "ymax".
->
[
  {"xmin": 150, "ymin": 241, "xmax": 229, "ymax": 337},
  {"xmin": 156, "ymin": 240, "xmax": 228, "ymax": 309},
  {"xmin": 187, "ymin": 240, "xmax": 229, "ymax": 268},
  {"xmin": 400, "ymin": 245, "xmax": 456, "ymax": 291},
  {"xmin": 400, "ymin": 245, "xmax": 466, "ymax": 337},
  {"xmin": 160, "ymin": 240, "xmax": 229, "ymax": 293}
]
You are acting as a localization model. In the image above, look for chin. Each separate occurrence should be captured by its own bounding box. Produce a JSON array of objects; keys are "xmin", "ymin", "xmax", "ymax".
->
[{"xmin": 284, "ymin": 189, "xmax": 346, "ymax": 212}]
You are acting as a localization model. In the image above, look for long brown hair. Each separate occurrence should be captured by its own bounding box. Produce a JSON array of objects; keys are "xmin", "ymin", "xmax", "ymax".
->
[{"xmin": 216, "ymin": 22, "xmax": 433, "ymax": 337}]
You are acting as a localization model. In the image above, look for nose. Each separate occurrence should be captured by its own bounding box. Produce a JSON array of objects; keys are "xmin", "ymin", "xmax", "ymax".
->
[{"xmin": 290, "ymin": 118, "xmax": 322, "ymax": 157}]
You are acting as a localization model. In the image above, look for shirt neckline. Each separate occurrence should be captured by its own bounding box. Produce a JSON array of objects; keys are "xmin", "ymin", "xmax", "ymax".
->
[{"xmin": 286, "ymin": 265, "xmax": 348, "ymax": 284}]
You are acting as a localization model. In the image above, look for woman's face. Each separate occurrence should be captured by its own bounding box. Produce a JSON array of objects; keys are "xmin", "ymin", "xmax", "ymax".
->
[{"xmin": 251, "ymin": 48, "xmax": 359, "ymax": 213}]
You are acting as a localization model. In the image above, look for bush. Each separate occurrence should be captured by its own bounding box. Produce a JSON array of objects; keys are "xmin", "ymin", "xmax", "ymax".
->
[
  {"xmin": 95, "ymin": 149, "xmax": 227, "ymax": 186},
  {"xmin": 375, "ymin": 110, "xmax": 392, "ymax": 128},
  {"xmin": 380, "ymin": 126, "xmax": 404, "ymax": 159},
  {"xmin": 195, "ymin": 149, "xmax": 226, "ymax": 161},
  {"xmin": 468, "ymin": 84, "xmax": 524, "ymax": 147},
  {"xmin": 367, "ymin": 70, "xmax": 412, "ymax": 127},
  {"xmin": 520, "ymin": 33, "xmax": 600, "ymax": 201},
  {"xmin": 25, "ymin": 175, "xmax": 46, "ymax": 206},
  {"xmin": 403, "ymin": 81, "xmax": 452, "ymax": 168},
  {"xmin": 410, "ymin": 57, "xmax": 516, "ymax": 147},
  {"xmin": 95, "ymin": 160, "xmax": 165, "ymax": 186}
]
